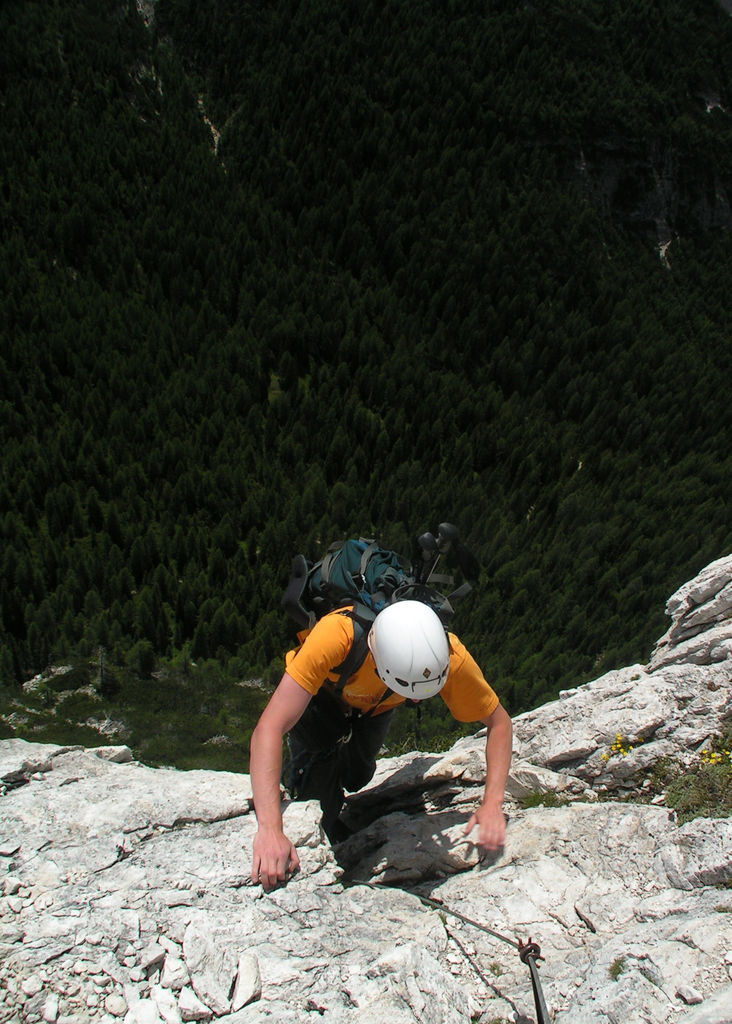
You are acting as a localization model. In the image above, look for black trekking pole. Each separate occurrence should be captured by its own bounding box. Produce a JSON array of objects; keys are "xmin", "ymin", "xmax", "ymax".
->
[
  {"xmin": 415, "ymin": 522, "xmax": 460, "ymax": 585},
  {"xmin": 427, "ymin": 522, "xmax": 459, "ymax": 585},
  {"xmin": 415, "ymin": 530, "xmax": 439, "ymax": 583}
]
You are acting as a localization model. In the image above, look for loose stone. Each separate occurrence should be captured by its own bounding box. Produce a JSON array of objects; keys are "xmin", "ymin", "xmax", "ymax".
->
[
  {"xmin": 41, "ymin": 993, "xmax": 59, "ymax": 1022},
  {"xmin": 22, "ymin": 975, "xmax": 44, "ymax": 997},
  {"xmin": 676, "ymin": 983, "xmax": 703, "ymax": 1005},
  {"xmin": 104, "ymin": 993, "xmax": 127, "ymax": 1017}
]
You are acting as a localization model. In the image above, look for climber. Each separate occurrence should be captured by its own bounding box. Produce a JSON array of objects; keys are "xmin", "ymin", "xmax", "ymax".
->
[{"xmin": 249, "ymin": 600, "xmax": 513, "ymax": 891}]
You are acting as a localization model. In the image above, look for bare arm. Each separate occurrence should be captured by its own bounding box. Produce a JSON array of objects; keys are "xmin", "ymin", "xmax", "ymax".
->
[
  {"xmin": 249, "ymin": 672, "xmax": 312, "ymax": 889},
  {"xmin": 463, "ymin": 702, "xmax": 513, "ymax": 851}
]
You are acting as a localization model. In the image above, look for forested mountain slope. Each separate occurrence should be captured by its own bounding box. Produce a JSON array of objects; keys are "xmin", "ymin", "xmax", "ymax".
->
[{"xmin": 1, "ymin": 0, "xmax": 731, "ymax": 761}]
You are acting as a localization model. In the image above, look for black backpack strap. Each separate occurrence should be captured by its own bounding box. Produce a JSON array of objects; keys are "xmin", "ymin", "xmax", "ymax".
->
[
  {"xmin": 360, "ymin": 684, "xmax": 392, "ymax": 719},
  {"xmin": 328, "ymin": 604, "xmax": 375, "ymax": 695},
  {"xmin": 319, "ymin": 541, "xmax": 342, "ymax": 586},
  {"xmin": 358, "ymin": 539, "xmax": 379, "ymax": 579},
  {"xmin": 281, "ymin": 554, "xmax": 315, "ymax": 630},
  {"xmin": 321, "ymin": 538, "xmax": 378, "ymax": 590},
  {"xmin": 323, "ymin": 602, "xmax": 402, "ymax": 718}
]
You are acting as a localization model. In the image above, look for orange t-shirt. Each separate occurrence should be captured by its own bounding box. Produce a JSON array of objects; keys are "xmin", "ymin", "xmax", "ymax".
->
[{"xmin": 285, "ymin": 607, "xmax": 499, "ymax": 721}]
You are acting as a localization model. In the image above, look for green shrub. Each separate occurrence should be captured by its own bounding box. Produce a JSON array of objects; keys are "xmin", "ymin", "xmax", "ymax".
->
[
  {"xmin": 665, "ymin": 723, "xmax": 732, "ymax": 823},
  {"xmin": 520, "ymin": 790, "xmax": 568, "ymax": 809},
  {"xmin": 609, "ymin": 956, "xmax": 626, "ymax": 981},
  {"xmin": 55, "ymin": 690, "xmax": 103, "ymax": 720},
  {"xmin": 666, "ymin": 762, "xmax": 732, "ymax": 823}
]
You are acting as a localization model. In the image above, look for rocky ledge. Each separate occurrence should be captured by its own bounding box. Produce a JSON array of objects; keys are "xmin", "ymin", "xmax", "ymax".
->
[{"xmin": 1, "ymin": 556, "xmax": 732, "ymax": 1024}]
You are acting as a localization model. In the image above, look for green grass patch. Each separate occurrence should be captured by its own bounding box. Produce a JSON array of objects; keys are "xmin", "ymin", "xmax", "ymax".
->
[
  {"xmin": 0, "ymin": 656, "xmax": 270, "ymax": 772},
  {"xmin": 666, "ymin": 763, "xmax": 732, "ymax": 823},
  {"xmin": 665, "ymin": 722, "xmax": 732, "ymax": 824},
  {"xmin": 15, "ymin": 720, "xmax": 113, "ymax": 748},
  {"xmin": 520, "ymin": 790, "xmax": 569, "ymax": 809},
  {"xmin": 609, "ymin": 956, "xmax": 627, "ymax": 981}
]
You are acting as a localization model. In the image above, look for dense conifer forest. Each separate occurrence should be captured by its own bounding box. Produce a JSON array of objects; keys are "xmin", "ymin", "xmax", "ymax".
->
[{"xmin": 1, "ymin": 0, "xmax": 731, "ymax": 765}]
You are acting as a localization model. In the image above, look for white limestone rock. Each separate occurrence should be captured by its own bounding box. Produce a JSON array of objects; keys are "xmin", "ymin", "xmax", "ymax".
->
[
  {"xmin": 650, "ymin": 619, "xmax": 732, "ymax": 670},
  {"xmin": 91, "ymin": 745, "xmax": 135, "ymax": 763},
  {"xmin": 650, "ymin": 554, "xmax": 732, "ymax": 669},
  {"xmin": 182, "ymin": 921, "xmax": 236, "ymax": 1016},
  {"xmin": 177, "ymin": 984, "xmax": 214, "ymax": 1021},
  {"xmin": 0, "ymin": 739, "xmax": 75, "ymax": 785},
  {"xmin": 2, "ymin": 553, "xmax": 732, "ymax": 1023},
  {"xmin": 510, "ymin": 660, "xmax": 732, "ymax": 792},
  {"xmin": 140, "ymin": 941, "xmax": 166, "ymax": 972},
  {"xmin": 676, "ymin": 983, "xmax": 704, "ymax": 1005},
  {"xmin": 151, "ymin": 983, "xmax": 183, "ymax": 1024},
  {"xmin": 123, "ymin": 993, "xmax": 163, "ymax": 1023},
  {"xmin": 671, "ymin": 983, "xmax": 732, "ymax": 1023},
  {"xmin": 160, "ymin": 956, "xmax": 189, "ymax": 991},
  {"xmin": 105, "ymin": 992, "xmax": 128, "ymax": 1017},
  {"xmin": 505, "ymin": 759, "xmax": 588, "ymax": 800},
  {"xmin": 666, "ymin": 554, "xmax": 732, "ymax": 620},
  {"xmin": 230, "ymin": 953, "xmax": 261, "ymax": 1011},
  {"xmin": 0, "ymin": 741, "xmax": 254, "ymax": 876},
  {"xmin": 656, "ymin": 818, "xmax": 732, "ymax": 890}
]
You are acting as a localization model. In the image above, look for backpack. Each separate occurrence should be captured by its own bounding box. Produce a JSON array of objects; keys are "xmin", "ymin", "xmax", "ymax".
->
[{"xmin": 281, "ymin": 525, "xmax": 478, "ymax": 695}]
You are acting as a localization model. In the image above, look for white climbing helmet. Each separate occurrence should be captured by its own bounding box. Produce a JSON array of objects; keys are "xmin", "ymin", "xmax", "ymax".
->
[{"xmin": 367, "ymin": 600, "xmax": 450, "ymax": 700}]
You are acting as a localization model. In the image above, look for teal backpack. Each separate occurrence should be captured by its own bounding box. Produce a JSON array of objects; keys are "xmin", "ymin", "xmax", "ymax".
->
[{"xmin": 281, "ymin": 525, "xmax": 478, "ymax": 693}]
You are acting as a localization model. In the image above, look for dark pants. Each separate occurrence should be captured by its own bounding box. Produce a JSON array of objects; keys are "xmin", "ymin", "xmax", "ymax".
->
[{"xmin": 286, "ymin": 688, "xmax": 394, "ymax": 840}]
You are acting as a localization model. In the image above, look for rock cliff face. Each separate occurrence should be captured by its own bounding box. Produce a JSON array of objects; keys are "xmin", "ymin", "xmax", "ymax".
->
[
  {"xmin": 1, "ymin": 556, "xmax": 732, "ymax": 1024},
  {"xmin": 571, "ymin": 135, "xmax": 732, "ymax": 244}
]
